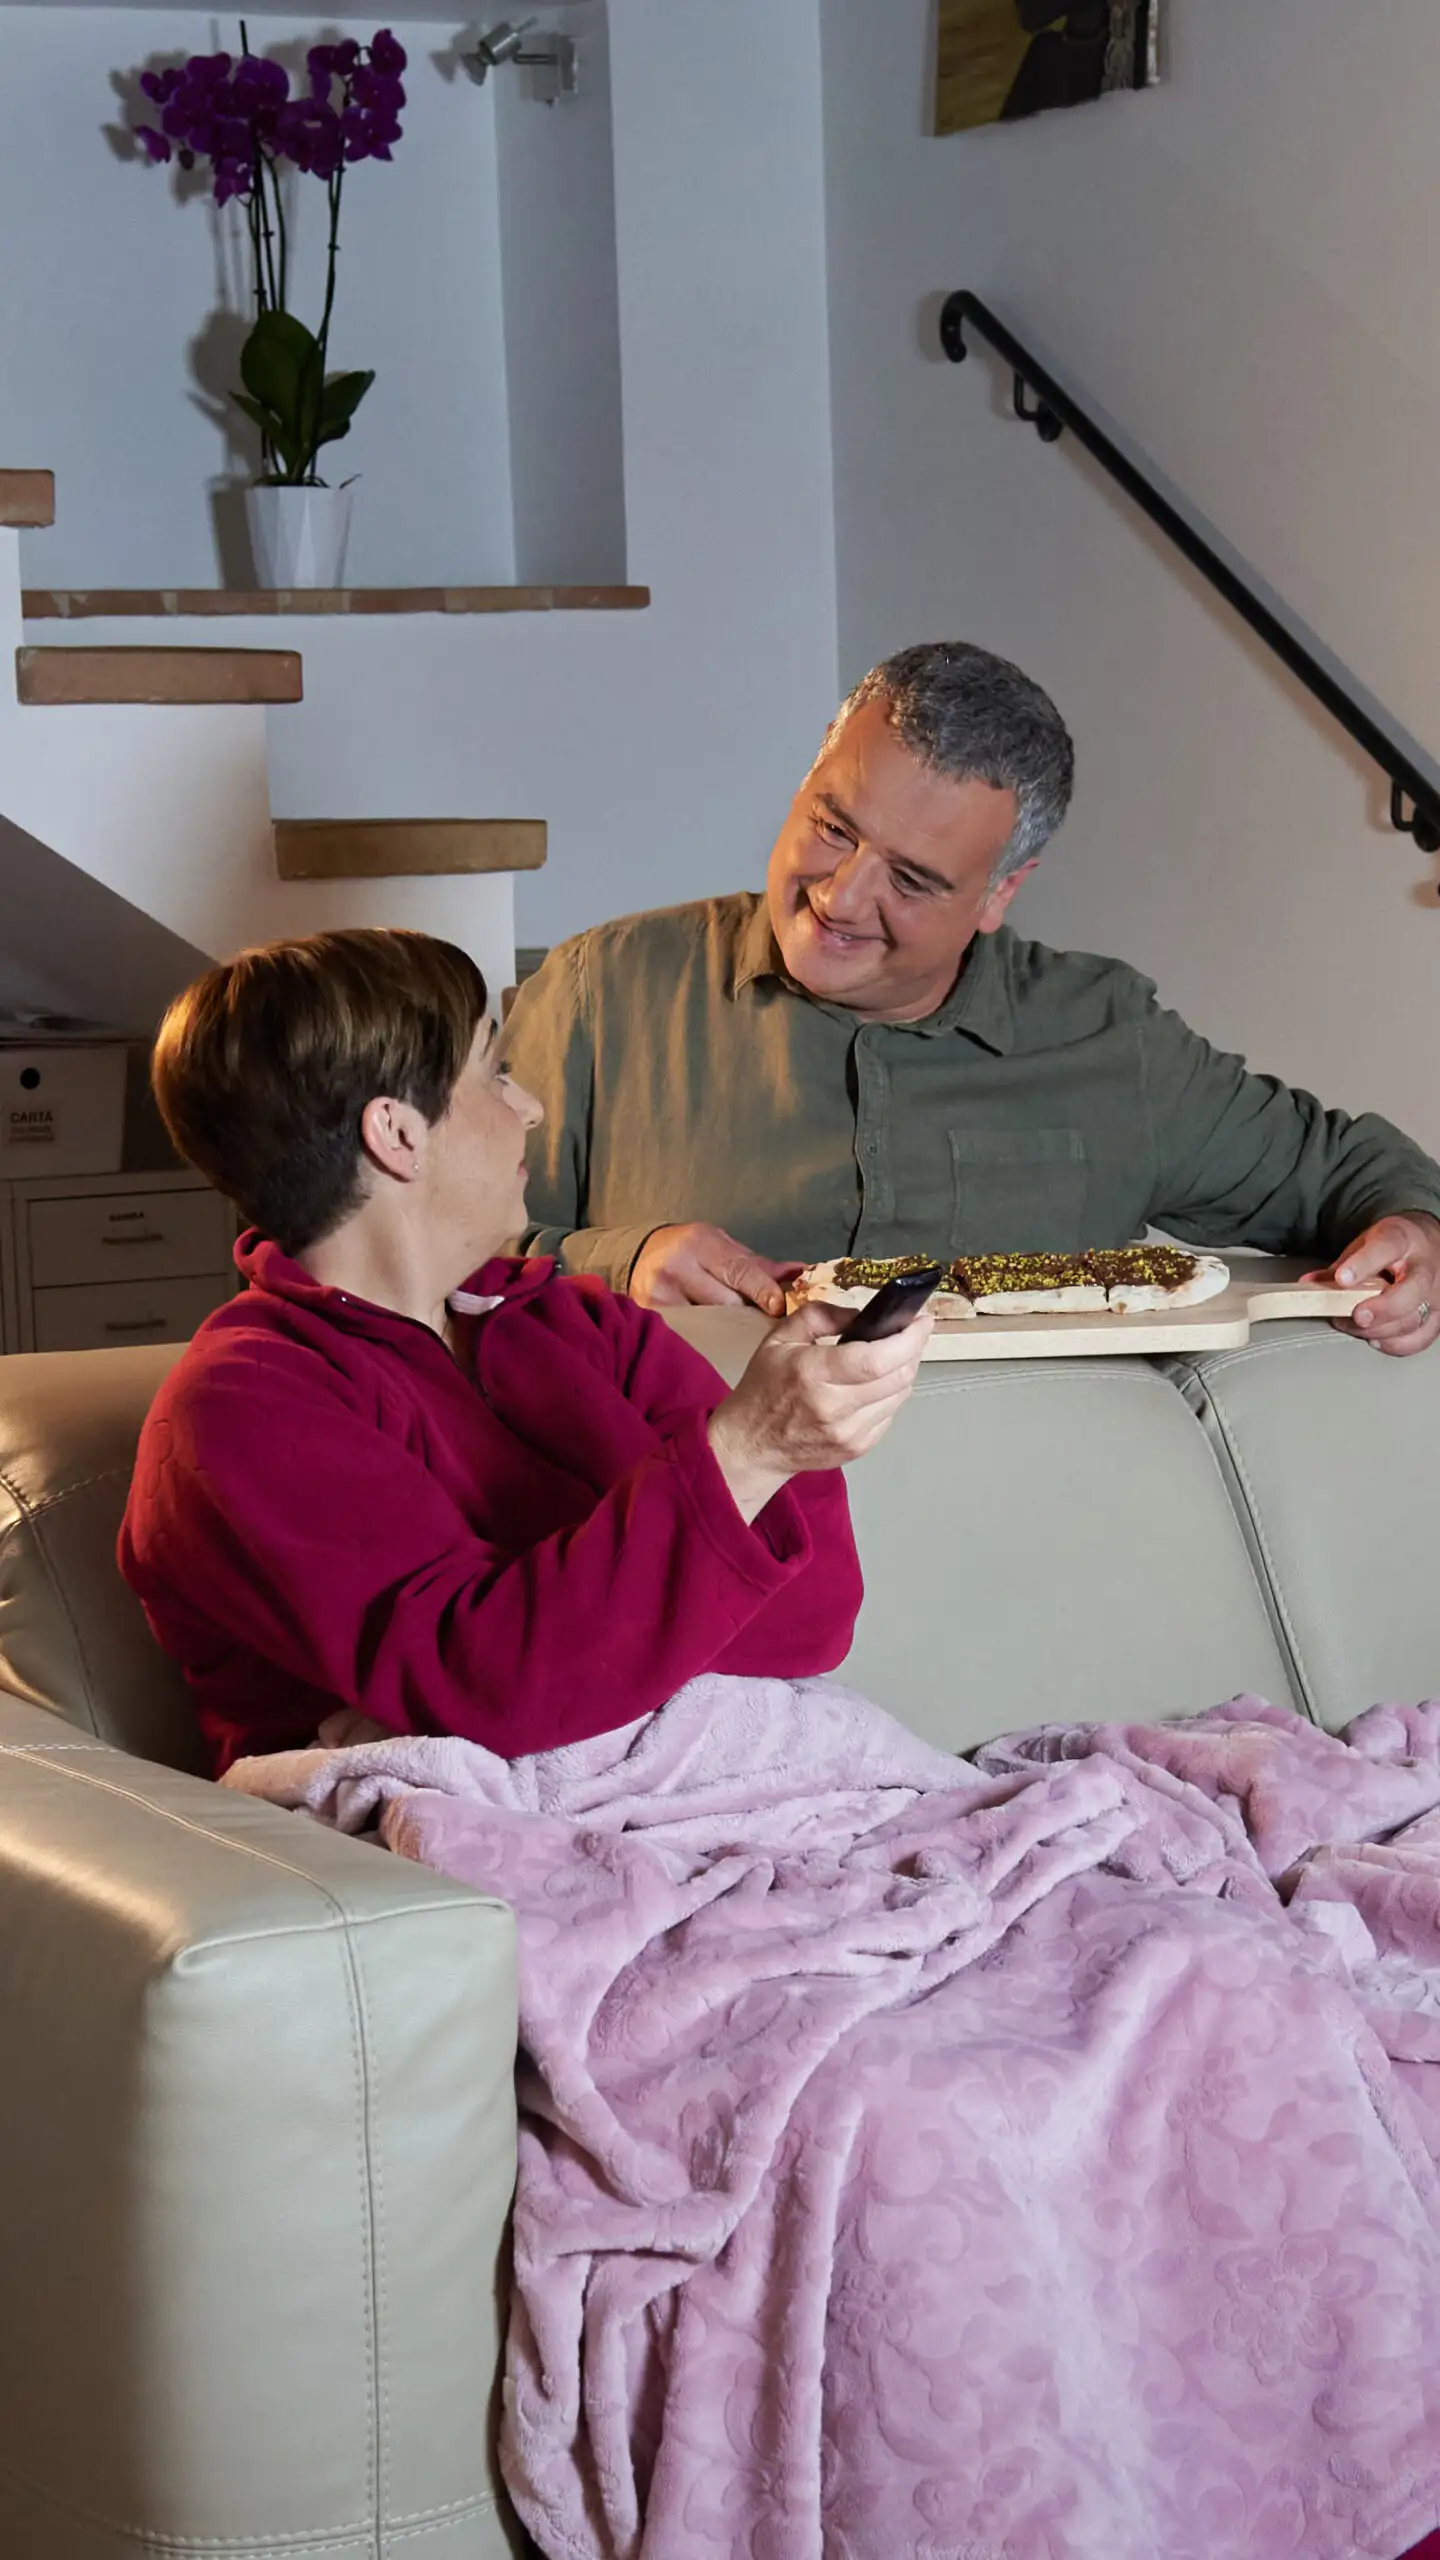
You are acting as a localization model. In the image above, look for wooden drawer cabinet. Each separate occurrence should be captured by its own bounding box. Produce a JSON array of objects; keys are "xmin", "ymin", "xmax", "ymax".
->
[
  {"xmin": 0, "ymin": 1170, "xmax": 238, "ymax": 1356},
  {"xmin": 27, "ymin": 1187, "xmax": 235, "ymax": 1288},
  {"xmin": 30, "ymin": 1273, "xmax": 235, "ymax": 1353}
]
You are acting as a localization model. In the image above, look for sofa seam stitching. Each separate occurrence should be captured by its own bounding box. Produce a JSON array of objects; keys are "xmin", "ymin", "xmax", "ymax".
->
[
  {"xmin": 332, "ymin": 1916, "xmax": 382, "ymax": 2548},
  {"xmin": 0, "ymin": 1736, "xmax": 116, "ymax": 1749},
  {"xmin": 0, "ymin": 2446, "xmax": 501, "ymax": 2549},
  {"xmin": 1173, "ymin": 1333, "xmax": 1330, "ymax": 1383},
  {"xmin": 0, "ymin": 1460, "xmax": 134, "ymax": 1520},
  {"xmin": 0, "ymin": 1754, "xmax": 511, "ymax": 1944},
  {"xmin": 0, "ymin": 1743, "xmax": 502, "ymax": 1923},
  {"xmin": 341, "ymin": 1923, "xmax": 388, "ymax": 2541}
]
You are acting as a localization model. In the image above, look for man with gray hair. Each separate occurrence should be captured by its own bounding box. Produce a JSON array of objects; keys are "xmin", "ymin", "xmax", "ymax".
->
[{"xmin": 503, "ymin": 641, "xmax": 1440, "ymax": 1353}]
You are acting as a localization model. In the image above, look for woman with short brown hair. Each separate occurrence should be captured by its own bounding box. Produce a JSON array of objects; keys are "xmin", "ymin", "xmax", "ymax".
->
[{"xmin": 121, "ymin": 927, "xmax": 929, "ymax": 1773}]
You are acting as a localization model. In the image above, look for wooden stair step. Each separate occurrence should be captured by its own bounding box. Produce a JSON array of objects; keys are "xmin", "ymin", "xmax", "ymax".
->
[
  {"xmin": 23, "ymin": 584, "xmax": 650, "ymax": 618},
  {"xmin": 16, "ymin": 646, "xmax": 302, "ymax": 706},
  {"xmin": 0, "ymin": 470, "xmax": 55, "ymax": 528},
  {"xmin": 275, "ymin": 818, "xmax": 546, "ymax": 879}
]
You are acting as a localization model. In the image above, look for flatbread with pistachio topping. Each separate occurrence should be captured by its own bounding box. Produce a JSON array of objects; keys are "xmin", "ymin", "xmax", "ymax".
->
[
  {"xmin": 786, "ymin": 1255, "xmax": 976, "ymax": 1319},
  {"xmin": 787, "ymin": 1246, "xmax": 1230, "ymax": 1319}
]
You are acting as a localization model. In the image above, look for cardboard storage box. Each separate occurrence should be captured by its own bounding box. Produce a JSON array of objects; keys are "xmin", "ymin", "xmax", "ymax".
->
[{"xmin": 0, "ymin": 1039, "xmax": 128, "ymax": 1179}]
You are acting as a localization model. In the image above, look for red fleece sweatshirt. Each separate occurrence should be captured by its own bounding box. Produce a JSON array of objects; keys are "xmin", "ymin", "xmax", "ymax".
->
[{"xmin": 118, "ymin": 1237, "xmax": 863, "ymax": 1775}]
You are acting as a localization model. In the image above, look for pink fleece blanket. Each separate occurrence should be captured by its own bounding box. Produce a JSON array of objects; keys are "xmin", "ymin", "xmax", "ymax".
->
[{"xmin": 223, "ymin": 1684, "xmax": 1440, "ymax": 2560}]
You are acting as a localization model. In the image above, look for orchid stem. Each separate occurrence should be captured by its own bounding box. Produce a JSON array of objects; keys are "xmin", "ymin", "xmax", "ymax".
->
[
  {"xmin": 303, "ymin": 158, "xmax": 345, "ymax": 481},
  {"xmin": 272, "ymin": 155, "xmax": 288, "ymax": 311}
]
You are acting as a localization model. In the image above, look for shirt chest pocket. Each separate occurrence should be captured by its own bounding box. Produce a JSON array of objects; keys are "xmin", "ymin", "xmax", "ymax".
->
[{"xmin": 948, "ymin": 1127, "xmax": 1087, "ymax": 1255}]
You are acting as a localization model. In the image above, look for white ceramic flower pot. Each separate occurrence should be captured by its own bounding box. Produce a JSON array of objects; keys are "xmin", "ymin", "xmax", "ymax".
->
[{"xmin": 245, "ymin": 482, "xmax": 354, "ymax": 588}]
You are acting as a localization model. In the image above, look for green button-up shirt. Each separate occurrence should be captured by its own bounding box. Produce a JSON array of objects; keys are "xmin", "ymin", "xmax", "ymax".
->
[{"xmin": 504, "ymin": 891, "xmax": 1440, "ymax": 1289}]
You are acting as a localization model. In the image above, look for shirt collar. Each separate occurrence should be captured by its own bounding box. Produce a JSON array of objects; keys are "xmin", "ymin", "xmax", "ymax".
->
[
  {"xmin": 927, "ymin": 926, "xmax": 1017, "ymax": 1052},
  {"xmin": 729, "ymin": 893, "xmax": 1017, "ymax": 1053},
  {"xmin": 731, "ymin": 892, "xmax": 783, "ymax": 997}
]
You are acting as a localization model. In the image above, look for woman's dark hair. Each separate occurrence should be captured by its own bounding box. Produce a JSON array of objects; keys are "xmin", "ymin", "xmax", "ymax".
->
[{"xmin": 151, "ymin": 927, "xmax": 489, "ymax": 1254}]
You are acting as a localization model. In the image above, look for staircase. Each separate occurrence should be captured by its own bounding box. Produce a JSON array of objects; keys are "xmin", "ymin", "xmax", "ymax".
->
[
  {"xmin": 15, "ymin": 645, "xmax": 301, "ymax": 707},
  {"xmin": 0, "ymin": 472, "xmax": 54, "ymax": 528},
  {"xmin": 273, "ymin": 817, "xmax": 545, "ymax": 879},
  {"xmin": 0, "ymin": 475, "xmax": 521, "ymax": 1031}
]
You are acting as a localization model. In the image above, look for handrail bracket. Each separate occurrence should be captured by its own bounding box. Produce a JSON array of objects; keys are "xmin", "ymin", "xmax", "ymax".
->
[
  {"xmin": 1390, "ymin": 784, "xmax": 1440, "ymax": 859},
  {"xmin": 1013, "ymin": 376, "xmax": 1063, "ymax": 443}
]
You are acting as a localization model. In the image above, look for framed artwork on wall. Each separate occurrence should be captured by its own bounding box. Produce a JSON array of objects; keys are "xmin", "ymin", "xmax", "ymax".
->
[{"xmin": 934, "ymin": 2, "xmax": 1161, "ymax": 137}]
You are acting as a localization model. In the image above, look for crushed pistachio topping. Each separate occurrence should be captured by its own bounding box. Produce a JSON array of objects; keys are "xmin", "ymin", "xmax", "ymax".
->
[
  {"xmin": 826, "ymin": 1245, "xmax": 1202, "ymax": 1303},
  {"xmin": 832, "ymin": 1255, "xmax": 965, "ymax": 1295},
  {"xmin": 1080, "ymin": 1246, "xmax": 1200, "ymax": 1290},
  {"xmin": 953, "ymin": 1253, "xmax": 1097, "ymax": 1296}
]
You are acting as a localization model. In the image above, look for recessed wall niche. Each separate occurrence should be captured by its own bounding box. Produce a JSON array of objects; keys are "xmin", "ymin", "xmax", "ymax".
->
[
  {"xmin": 492, "ymin": 0, "xmax": 628, "ymax": 586},
  {"xmin": 0, "ymin": 3, "xmax": 627, "ymax": 591}
]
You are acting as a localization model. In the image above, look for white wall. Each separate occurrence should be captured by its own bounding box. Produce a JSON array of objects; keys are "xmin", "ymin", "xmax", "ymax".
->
[
  {"xmin": 0, "ymin": 7, "xmax": 515, "ymax": 588},
  {"xmin": 821, "ymin": 0, "xmax": 1440, "ymax": 1156},
  {"xmin": 495, "ymin": 0, "xmax": 626, "ymax": 586},
  {"xmin": 52, "ymin": 0, "xmax": 841, "ymax": 954}
]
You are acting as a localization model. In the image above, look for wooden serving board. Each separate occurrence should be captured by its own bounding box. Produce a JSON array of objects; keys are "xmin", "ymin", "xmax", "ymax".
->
[
  {"xmin": 661, "ymin": 1262, "xmax": 1380, "ymax": 1378},
  {"xmin": 890, "ymin": 1264, "xmax": 1377, "ymax": 1362}
]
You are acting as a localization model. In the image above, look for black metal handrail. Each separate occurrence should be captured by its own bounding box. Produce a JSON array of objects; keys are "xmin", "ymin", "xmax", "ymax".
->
[{"xmin": 940, "ymin": 290, "xmax": 1440, "ymax": 858}]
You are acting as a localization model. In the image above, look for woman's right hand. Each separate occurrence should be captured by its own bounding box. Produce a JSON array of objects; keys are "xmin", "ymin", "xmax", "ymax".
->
[{"xmin": 706, "ymin": 1299, "xmax": 932, "ymax": 1523}]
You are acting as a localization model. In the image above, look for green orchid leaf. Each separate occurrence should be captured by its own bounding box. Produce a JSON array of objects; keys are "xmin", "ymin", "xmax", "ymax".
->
[
  {"xmin": 319, "ymin": 369, "xmax": 375, "ymax": 430},
  {"xmin": 296, "ymin": 396, "xmax": 325, "ymax": 480},
  {"xmin": 231, "ymin": 389, "xmax": 278, "ymax": 436},
  {"xmin": 240, "ymin": 310, "xmax": 319, "ymax": 427},
  {"xmin": 232, "ymin": 389, "xmax": 303, "ymax": 479},
  {"xmin": 238, "ymin": 321, "xmax": 374, "ymax": 481}
]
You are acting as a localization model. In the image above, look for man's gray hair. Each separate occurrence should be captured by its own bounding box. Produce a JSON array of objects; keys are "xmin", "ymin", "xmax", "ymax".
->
[{"xmin": 826, "ymin": 641, "xmax": 1075, "ymax": 880}]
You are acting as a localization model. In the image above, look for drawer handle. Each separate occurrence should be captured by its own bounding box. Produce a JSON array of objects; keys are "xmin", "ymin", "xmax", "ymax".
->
[
  {"xmin": 103, "ymin": 1315, "xmax": 168, "ymax": 1334},
  {"xmin": 102, "ymin": 1232, "xmax": 166, "ymax": 1248}
]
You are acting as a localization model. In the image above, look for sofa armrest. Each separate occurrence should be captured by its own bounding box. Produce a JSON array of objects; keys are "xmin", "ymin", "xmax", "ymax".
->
[{"xmin": 0, "ymin": 1691, "xmax": 524, "ymax": 2560}]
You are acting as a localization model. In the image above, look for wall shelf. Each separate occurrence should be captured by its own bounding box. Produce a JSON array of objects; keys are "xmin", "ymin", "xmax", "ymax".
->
[
  {"xmin": 274, "ymin": 818, "xmax": 546, "ymax": 880},
  {"xmin": 22, "ymin": 586, "xmax": 650, "ymax": 621}
]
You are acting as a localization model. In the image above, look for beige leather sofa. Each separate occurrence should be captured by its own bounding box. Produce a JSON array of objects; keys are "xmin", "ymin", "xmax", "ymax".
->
[{"xmin": 1, "ymin": 1317, "xmax": 1436, "ymax": 2558}]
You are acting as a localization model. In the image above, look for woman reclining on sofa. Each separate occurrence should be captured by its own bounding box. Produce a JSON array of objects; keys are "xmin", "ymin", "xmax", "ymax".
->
[
  {"xmin": 119, "ymin": 925, "xmax": 927, "ymax": 1776},
  {"xmin": 120, "ymin": 928, "xmax": 1440, "ymax": 2560}
]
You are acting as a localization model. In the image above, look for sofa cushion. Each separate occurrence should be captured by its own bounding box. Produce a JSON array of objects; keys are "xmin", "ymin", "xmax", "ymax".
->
[
  {"xmin": 0, "ymin": 1689, "xmax": 520, "ymax": 2559},
  {"xmin": 837, "ymin": 1353, "xmax": 1299, "ymax": 1753},
  {"xmin": 0, "ymin": 1320, "xmax": 1316, "ymax": 1784},
  {"xmin": 1168, "ymin": 1323, "xmax": 1440, "ymax": 1731},
  {"xmin": 0, "ymin": 1343, "xmax": 204, "ymax": 1770}
]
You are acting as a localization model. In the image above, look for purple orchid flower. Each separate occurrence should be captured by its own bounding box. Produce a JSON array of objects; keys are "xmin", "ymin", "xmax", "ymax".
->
[
  {"xmin": 370, "ymin": 28, "xmax": 406, "ymax": 75},
  {"xmin": 124, "ymin": 27, "xmax": 407, "ymax": 486},
  {"xmin": 129, "ymin": 28, "xmax": 409, "ymax": 197}
]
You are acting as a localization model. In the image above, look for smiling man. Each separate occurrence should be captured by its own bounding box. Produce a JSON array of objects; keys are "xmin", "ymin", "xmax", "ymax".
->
[{"xmin": 503, "ymin": 641, "xmax": 1440, "ymax": 1355}]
